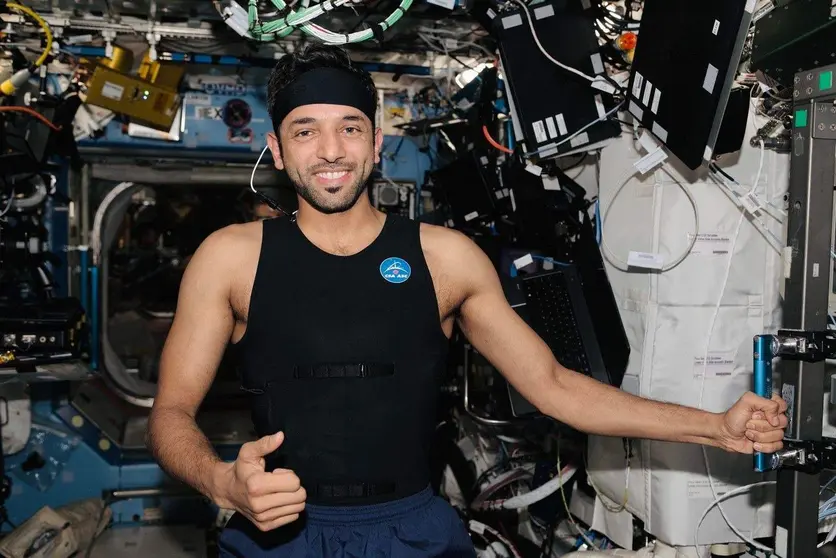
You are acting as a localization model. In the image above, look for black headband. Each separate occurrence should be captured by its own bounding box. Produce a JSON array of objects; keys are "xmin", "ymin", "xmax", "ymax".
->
[{"xmin": 271, "ymin": 67, "xmax": 377, "ymax": 129}]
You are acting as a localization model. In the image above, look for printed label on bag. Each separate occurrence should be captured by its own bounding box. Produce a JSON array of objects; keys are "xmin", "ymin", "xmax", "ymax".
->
[
  {"xmin": 688, "ymin": 232, "xmax": 732, "ymax": 255},
  {"xmin": 687, "ymin": 478, "xmax": 734, "ymax": 499},
  {"xmin": 693, "ymin": 351, "xmax": 736, "ymax": 379}
]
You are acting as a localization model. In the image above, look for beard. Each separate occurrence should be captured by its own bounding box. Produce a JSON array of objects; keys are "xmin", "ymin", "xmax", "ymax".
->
[{"xmin": 287, "ymin": 161, "xmax": 373, "ymax": 215}]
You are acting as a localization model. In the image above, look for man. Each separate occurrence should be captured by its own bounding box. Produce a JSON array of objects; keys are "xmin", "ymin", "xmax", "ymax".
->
[{"xmin": 147, "ymin": 44, "xmax": 788, "ymax": 557}]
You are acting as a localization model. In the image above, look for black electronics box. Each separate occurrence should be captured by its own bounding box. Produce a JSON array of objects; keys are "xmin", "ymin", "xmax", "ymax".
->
[
  {"xmin": 492, "ymin": 0, "xmax": 620, "ymax": 159},
  {"xmin": 0, "ymin": 297, "xmax": 86, "ymax": 356},
  {"xmin": 0, "ymin": 82, "xmax": 59, "ymax": 174},
  {"xmin": 751, "ymin": 0, "xmax": 836, "ymax": 88},
  {"xmin": 430, "ymin": 150, "xmax": 499, "ymax": 228},
  {"xmin": 626, "ymin": 0, "xmax": 753, "ymax": 169}
]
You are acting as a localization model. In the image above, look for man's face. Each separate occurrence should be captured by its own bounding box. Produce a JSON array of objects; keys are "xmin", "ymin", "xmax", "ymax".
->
[{"xmin": 266, "ymin": 104, "xmax": 383, "ymax": 215}]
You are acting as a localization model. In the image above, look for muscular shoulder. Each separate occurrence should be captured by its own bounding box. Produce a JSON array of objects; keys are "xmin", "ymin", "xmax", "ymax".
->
[
  {"xmin": 419, "ymin": 223, "xmax": 497, "ymax": 300},
  {"xmin": 420, "ymin": 223, "xmax": 490, "ymax": 264},
  {"xmin": 183, "ymin": 221, "xmax": 263, "ymax": 290},
  {"xmin": 191, "ymin": 221, "xmax": 262, "ymax": 267}
]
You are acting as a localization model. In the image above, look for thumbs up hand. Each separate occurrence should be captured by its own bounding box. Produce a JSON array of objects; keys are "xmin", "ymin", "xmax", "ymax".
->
[{"xmin": 213, "ymin": 432, "xmax": 306, "ymax": 531}]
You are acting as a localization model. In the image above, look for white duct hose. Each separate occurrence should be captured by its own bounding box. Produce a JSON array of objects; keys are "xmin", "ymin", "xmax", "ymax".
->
[
  {"xmin": 473, "ymin": 465, "xmax": 578, "ymax": 511},
  {"xmin": 499, "ymin": 466, "xmax": 577, "ymax": 509},
  {"xmin": 89, "ymin": 181, "xmax": 134, "ymax": 264}
]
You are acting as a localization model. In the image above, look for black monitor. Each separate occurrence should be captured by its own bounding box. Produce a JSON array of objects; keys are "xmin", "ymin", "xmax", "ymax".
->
[{"xmin": 626, "ymin": 0, "xmax": 754, "ymax": 169}]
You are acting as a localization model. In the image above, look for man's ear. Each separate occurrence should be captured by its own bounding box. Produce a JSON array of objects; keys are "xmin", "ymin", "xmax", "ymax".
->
[
  {"xmin": 266, "ymin": 132, "xmax": 285, "ymax": 170},
  {"xmin": 373, "ymin": 127, "xmax": 384, "ymax": 165}
]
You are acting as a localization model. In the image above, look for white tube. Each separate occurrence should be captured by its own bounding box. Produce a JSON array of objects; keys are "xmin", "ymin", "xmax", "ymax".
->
[{"xmin": 500, "ymin": 466, "xmax": 577, "ymax": 509}]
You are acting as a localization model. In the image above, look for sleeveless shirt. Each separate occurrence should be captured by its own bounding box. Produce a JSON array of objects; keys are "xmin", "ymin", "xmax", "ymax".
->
[{"xmin": 235, "ymin": 214, "xmax": 450, "ymax": 505}]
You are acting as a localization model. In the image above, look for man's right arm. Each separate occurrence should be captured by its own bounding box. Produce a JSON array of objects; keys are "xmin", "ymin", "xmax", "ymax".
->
[{"xmin": 146, "ymin": 228, "xmax": 239, "ymax": 507}]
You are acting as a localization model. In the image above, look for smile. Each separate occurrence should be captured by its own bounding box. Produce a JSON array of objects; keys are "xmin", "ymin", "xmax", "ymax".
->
[{"xmin": 315, "ymin": 171, "xmax": 349, "ymax": 180}]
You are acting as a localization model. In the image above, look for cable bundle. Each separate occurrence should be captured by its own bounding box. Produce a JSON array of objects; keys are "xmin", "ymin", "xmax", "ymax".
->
[{"xmin": 217, "ymin": 0, "xmax": 413, "ymax": 44}]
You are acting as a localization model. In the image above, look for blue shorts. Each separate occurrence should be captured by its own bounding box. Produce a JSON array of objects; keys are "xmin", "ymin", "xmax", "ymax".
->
[{"xmin": 218, "ymin": 486, "xmax": 476, "ymax": 558}]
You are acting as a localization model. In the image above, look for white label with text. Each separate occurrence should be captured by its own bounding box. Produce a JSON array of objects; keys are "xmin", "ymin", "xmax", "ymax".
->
[
  {"xmin": 693, "ymin": 351, "xmax": 736, "ymax": 379},
  {"xmin": 687, "ymin": 478, "xmax": 734, "ymax": 499},
  {"xmin": 688, "ymin": 232, "xmax": 732, "ymax": 255}
]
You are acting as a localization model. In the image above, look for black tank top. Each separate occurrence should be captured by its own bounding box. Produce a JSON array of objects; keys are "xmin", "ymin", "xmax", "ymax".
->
[{"xmin": 235, "ymin": 214, "xmax": 450, "ymax": 505}]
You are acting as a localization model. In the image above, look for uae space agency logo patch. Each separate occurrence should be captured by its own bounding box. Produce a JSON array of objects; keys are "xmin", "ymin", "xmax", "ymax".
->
[{"xmin": 380, "ymin": 257, "xmax": 411, "ymax": 284}]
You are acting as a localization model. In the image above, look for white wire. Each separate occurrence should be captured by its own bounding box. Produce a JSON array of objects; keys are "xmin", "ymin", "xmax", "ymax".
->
[
  {"xmin": 552, "ymin": 101, "xmax": 624, "ymax": 151},
  {"xmin": 707, "ymin": 173, "xmax": 784, "ymax": 254},
  {"xmin": 251, "ymin": 144, "xmax": 271, "ymax": 197},
  {"xmin": 695, "ymin": 140, "xmax": 775, "ymax": 555},
  {"xmin": 694, "ymin": 481, "xmax": 776, "ymax": 551},
  {"xmin": 694, "ymin": 212, "xmax": 771, "ymax": 554},
  {"xmin": 708, "ymin": 171, "xmax": 786, "ymax": 222},
  {"xmin": 601, "ymin": 165, "xmax": 700, "ymax": 273},
  {"xmin": 509, "ymin": 0, "xmax": 595, "ymax": 84}
]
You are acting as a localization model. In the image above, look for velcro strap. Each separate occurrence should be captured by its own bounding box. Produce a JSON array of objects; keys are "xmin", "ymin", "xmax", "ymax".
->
[
  {"xmin": 312, "ymin": 482, "xmax": 396, "ymax": 499},
  {"xmin": 293, "ymin": 363, "xmax": 395, "ymax": 379}
]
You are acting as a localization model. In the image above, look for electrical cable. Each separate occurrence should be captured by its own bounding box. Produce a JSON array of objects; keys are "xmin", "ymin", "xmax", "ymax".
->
[
  {"xmin": 555, "ymin": 434, "xmax": 598, "ymax": 549},
  {"xmin": 706, "ymin": 174, "xmax": 784, "ymax": 254},
  {"xmin": 690, "ymin": 91, "xmax": 790, "ymax": 555},
  {"xmin": 524, "ymin": 102, "xmax": 624, "ymax": 158},
  {"xmin": 582, "ymin": 443, "xmax": 630, "ymax": 514},
  {"xmin": 694, "ymin": 481, "xmax": 775, "ymax": 551},
  {"xmin": 694, "ymin": 211, "xmax": 769, "ymax": 554},
  {"xmin": 0, "ymin": 106, "xmax": 61, "ymax": 130},
  {"xmin": 483, "ymin": 125, "xmax": 513, "ymax": 154},
  {"xmin": 600, "ymin": 165, "xmax": 700, "ymax": 273},
  {"xmin": 250, "ymin": 144, "xmax": 295, "ymax": 218},
  {"xmin": 227, "ymin": 0, "xmax": 413, "ymax": 44},
  {"xmin": 509, "ymin": 0, "xmax": 595, "ymax": 84},
  {"xmin": 694, "ymin": 137, "xmax": 780, "ymax": 553},
  {"xmin": 1, "ymin": 2, "xmax": 52, "ymax": 95},
  {"xmin": 4, "ymin": 2, "xmax": 52, "ymax": 66}
]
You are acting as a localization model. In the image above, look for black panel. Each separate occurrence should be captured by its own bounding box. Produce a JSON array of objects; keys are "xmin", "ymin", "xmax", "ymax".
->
[
  {"xmin": 627, "ymin": 0, "xmax": 753, "ymax": 169},
  {"xmin": 494, "ymin": 0, "xmax": 620, "ymax": 159},
  {"xmin": 751, "ymin": 0, "xmax": 836, "ymax": 88}
]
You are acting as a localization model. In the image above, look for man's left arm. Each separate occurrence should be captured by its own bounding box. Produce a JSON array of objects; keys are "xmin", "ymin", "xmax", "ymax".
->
[{"xmin": 450, "ymin": 234, "xmax": 787, "ymax": 453}]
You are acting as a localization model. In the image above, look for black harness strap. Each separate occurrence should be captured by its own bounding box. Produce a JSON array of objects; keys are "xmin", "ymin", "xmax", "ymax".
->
[{"xmin": 293, "ymin": 363, "xmax": 395, "ymax": 379}]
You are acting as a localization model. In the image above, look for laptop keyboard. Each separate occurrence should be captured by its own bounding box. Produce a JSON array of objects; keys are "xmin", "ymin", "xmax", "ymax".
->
[{"xmin": 523, "ymin": 272, "xmax": 591, "ymax": 375}]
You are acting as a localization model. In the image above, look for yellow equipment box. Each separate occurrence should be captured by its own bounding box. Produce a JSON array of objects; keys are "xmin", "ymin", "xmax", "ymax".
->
[{"xmin": 85, "ymin": 65, "xmax": 181, "ymax": 131}]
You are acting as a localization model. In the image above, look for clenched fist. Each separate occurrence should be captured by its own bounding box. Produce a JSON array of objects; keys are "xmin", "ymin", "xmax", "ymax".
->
[
  {"xmin": 213, "ymin": 432, "xmax": 307, "ymax": 531},
  {"xmin": 717, "ymin": 392, "xmax": 788, "ymax": 454}
]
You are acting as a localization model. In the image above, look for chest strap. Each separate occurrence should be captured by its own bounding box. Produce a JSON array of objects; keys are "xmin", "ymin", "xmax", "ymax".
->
[{"xmin": 293, "ymin": 362, "xmax": 395, "ymax": 379}]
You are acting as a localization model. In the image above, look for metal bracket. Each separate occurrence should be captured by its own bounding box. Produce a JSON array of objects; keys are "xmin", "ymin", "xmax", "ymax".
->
[{"xmin": 768, "ymin": 439, "xmax": 836, "ymax": 474}]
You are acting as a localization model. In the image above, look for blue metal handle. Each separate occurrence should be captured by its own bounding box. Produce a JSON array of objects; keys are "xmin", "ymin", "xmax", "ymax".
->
[{"xmin": 753, "ymin": 335, "xmax": 775, "ymax": 472}]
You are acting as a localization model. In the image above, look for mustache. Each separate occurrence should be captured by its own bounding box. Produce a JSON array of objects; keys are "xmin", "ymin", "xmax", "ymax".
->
[{"xmin": 309, "ymin": 164, "xmax": 356, "ymax": 173}]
